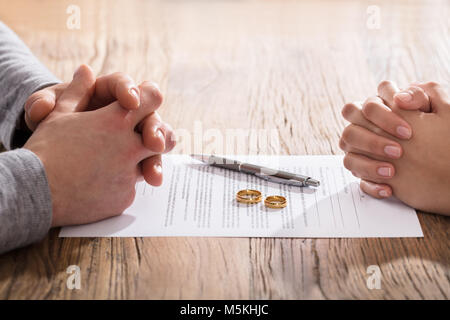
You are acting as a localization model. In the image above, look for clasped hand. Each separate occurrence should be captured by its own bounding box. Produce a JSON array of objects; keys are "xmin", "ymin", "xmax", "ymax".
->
[
  {"xmin": 340, "ymin": 80, "xmax": 450, "ymax": 214},
  {"xmin": 23, "ymin": 65, "xmax": 176, "ymax": 226}
]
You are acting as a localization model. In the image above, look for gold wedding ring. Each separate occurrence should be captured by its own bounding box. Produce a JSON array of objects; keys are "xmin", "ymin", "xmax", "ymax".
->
[
  {"xmin": 264, "ymin": 195, "xmax": 287, "ymax": 209},
  {"xmin": 236, "ymin": 189, "xmax": 262, "ymax": 204}
]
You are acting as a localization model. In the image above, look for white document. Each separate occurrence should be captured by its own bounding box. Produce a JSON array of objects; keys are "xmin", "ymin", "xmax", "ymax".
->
[{"xmin": 60, "ymin": 155, "xmax": 423, "ymax": 238}]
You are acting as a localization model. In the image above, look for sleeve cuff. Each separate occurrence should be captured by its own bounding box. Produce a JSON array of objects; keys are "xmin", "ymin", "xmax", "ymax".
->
[{"xmin": 0, "ymin": 148, "xmax": 52, "ymax": 254}]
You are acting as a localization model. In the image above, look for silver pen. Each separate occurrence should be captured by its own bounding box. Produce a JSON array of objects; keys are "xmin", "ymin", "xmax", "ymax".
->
[{"xmin": 191, "ymin": 154, "xmax": 320, "ymax": 187}]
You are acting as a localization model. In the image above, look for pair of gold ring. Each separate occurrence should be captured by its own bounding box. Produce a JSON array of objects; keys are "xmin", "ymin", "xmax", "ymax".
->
[{"xmin": 236, "ymin": 189, "xmax": 287, "ymax": 209}]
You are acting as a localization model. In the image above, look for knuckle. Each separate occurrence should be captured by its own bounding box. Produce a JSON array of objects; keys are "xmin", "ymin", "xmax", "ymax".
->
[
  {"xmin": 424, "ymin": 81, "xmax": 439, "ymax": 89},
  {"xmin": 377, "ymin": 80, "xmax": 394, "ymax": 91},
  {"xmin": 119, "ymin": 73, "xmax": 135, "ymax": 86},
  {"xmin": 113, "ymin": 72, "xmax": 134, "ymax": 84},
  {"xmin": 341, "ymin": 125, "xmax": 356, "ymax": 143},
  {"xmin": 75, "ymin": 65, "xmax": 95, "ymax": 83},
  {"xmin": 341, "ymin": 103, "xmax": 356, "ymax": 119},
  {"xmin": 341, "ymin": 127, "xmax": 351, "ymax": 143},
  {"xmin": 362, "ymin": 100, "xmax": 378, "ymax": 118},
  {"xmin": 343, "ymin": 154, "xmax": 354, "ymax": 170},
  {"xmin": 146, "ymin": 85, "xmax": 163, "ymax": 106},
  {"xmin": 112, "ymin": 71, "xmax": 126, "ymax": 79}
]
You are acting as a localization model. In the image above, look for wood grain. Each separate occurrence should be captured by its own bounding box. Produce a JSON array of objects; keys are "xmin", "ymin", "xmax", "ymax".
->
[{"xmin": 0, "ymin": 0, "xmax": 449, "ymax": 299}]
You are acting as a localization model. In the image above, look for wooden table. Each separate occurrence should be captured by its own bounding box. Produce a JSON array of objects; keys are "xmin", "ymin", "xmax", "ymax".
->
[{"xmin": 0, "ymin": 0, "xmax": 448, "ymax": 299}]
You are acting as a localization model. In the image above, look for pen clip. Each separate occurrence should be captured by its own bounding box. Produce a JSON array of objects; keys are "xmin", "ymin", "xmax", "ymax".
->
[{"xmin": 255, "ymin": 172, "xmax": 306, "ymax": 187}]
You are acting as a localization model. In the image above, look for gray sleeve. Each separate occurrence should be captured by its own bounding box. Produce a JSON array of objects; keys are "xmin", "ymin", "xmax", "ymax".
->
[
  {"xmin": 0, "ymin": 20, "xmax": 60, "ymax": 150},
  {"xmin": 0, "ymin": 149, "xmax": 52, "ymax": 254},
  {"xmin": 0, "ymin": 21, "xmax": 58, "ymax": 254}
]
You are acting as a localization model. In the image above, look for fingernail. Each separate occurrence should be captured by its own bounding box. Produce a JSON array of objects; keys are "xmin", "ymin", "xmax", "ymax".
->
[
  {"xmin": 154, "ymin": 127, "xmax": 165, "ymax": 150},
  {"xmin": 129, "ymin": 87, "xmax": 140, "ymax": 108},
  {"xmin": 155, "ymin": 127, "xmax": 165, "ymax": 139},
  {"xmin": 377, "ymin": 167, "xmax": 392, "ymax": 177},
  {"xmin": 384, "ymin": 145, "xmax": 401, "ymax": 158},
  {"xmin": 154, "ymin": 163, "xmax": 162, "ymax": 174},
  {"xmin": 378, "ymin": 189, "xmax": 389, "ymax": 197},
  {"xmin": 396, "ymin": 126, "xmax": 412, "ymax": 139},
  {"xmin": 395, "ymin": 92, "xmax": 412, "ymax": 102}
]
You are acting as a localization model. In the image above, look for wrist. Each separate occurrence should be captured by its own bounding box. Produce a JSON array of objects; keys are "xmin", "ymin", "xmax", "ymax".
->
[{"xmin": 23, "ymin": 138, "xmax": 63, "ymax": 227}]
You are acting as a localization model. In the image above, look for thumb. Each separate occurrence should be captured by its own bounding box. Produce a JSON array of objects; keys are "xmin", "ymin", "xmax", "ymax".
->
[
  {"xmin": 24, "ymin": 87, "xmax": 57, "ymax": 131},
  {"xmin": 416, "ymin": 82, "xmax": 450, "ymax": 114},
  {"xmin": 54, "ymin": 64, "xmax": 95, "ymax": 113},
  {"xmin": 394, "ymin": 85, "xmax": 431, "ymax": 112}
]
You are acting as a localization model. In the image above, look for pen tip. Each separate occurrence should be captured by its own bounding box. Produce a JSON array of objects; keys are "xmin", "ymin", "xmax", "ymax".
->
[{"xmin": 306, "ymin": 179, "xmax": 320, "ymax": 187}]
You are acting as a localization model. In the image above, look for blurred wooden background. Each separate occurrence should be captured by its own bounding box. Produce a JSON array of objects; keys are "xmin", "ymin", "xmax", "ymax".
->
[{"xmin": 0, "ymin": 0, "xmax": 448, "ymax": 299}]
